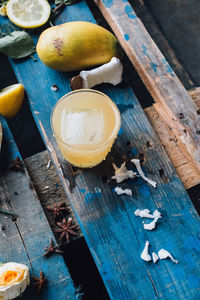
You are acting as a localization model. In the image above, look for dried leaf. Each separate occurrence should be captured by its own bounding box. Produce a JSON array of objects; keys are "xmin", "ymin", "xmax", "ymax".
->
[{"xmin": 0, "ymin": 30, "xmax": 35, "ymax": 58}]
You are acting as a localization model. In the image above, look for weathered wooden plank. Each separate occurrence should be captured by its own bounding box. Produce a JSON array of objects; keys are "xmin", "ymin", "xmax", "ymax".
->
[
  {"xmin": 0, "ymin": 117, "xmax": 75, "ymax": 299},
  {"xmin": 145, "ymin": 87, "xmax": 200, "ymax": 188},
  {"xmin": 24, "ymin": 151, "xmax": 81, "ymax": 239},
  {"xmin": 3, "ymin": 2, "xmax": 200, "ymax": 299},
  {"xmin": 129, "ymin": 0, "xmax": 194, "ymax": 90},
  {"xmin": 93, "ymin": 0, "xmax": 200, "ymax": 177}
]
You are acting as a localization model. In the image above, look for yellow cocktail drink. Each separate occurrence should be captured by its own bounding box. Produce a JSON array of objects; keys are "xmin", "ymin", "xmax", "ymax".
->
[{"xmin": 51, "ymin": 89, "xmax": 121, "ymax": 168}]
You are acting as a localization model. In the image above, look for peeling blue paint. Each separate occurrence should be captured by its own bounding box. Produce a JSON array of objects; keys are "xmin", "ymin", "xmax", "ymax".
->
[
  {"xmin": 183, "ymin": 253, "xmax": 195, "ymax": 269},
  {"xmin": 131, "ymin": 148, "xmax": 138, "ymax": 156},
  {"xmin": 166, "ymin": 64, "xmax": 175, "ymax": 77},
  {"xmin": 138, "ymin": 184, "xmax": 151, "ymax": 197},
  {"xmin": 79, "ymin": 188, "xmax": 86, "ymax": 194},
  {"xmin": 142, "ymin": 45, "xmax": 147, "ymax": 55},
  {"xmin": 102, "ymin": 262, "xmax": 113, "ymax": 281},
  {"xmin": 85, "ymin": 193, "xmax": 95, "ymax": 203},
  {"xmin": 172, "ymin": 268, "xmax": 185, "ymax": 280},
  {"xmin": 187, "ymin": 274, "xmax": 200, "ymax": 289},
  {"xmin": 162, "ymin": 58, "xmax": 167, "ymax": 64},
  {"xmin": 150, "ymin": 62, "xmax": 158, "ymax": 73},
  {"xmin": 117, "ymin": 103, "xmax": 134, "ymax": 113},
  {"xmin": 102, "ymin": 0, "xmax": 113, "ymax": 8},
  {"xmin": 124, "ymin": 5, "xmax": 137, "ymax": 19},
  {"xmin": 124, "ymin": 34, "xmax": 130, "ymax": 41},
  {"xmin": 118, "ymin": 127, "xmax": 124, "ymax": 135},
  {"xmin": 184, "ymin": 236, "xmax": 200, "ymax": 252}
]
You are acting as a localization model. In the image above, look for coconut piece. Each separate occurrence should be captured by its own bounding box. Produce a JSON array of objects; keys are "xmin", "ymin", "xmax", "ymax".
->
[
  {"xmin": 112, "ymin": 162, "xmax": 137, "ymax": 183},
  {"xmin": 70, "ymin": 57, "xmax": 123, "ymax": 90},
  {"xmin": 143, "ymin": 217, "xmax": 160, "ymax": 231},
  {"xmin": 134, "ymin": 209, "xmax": 155, "ymax": 219},
  {"xmin": 0, "ymin": 262, "xmax": 29, "ymax": 300},
  {"xmin": 141, "ymin": 241, "xmax": 151, "ymax": 262},
  {"xmin": 114, "ymin": 186, "xmax": 132, "ymax": 196},
  {"xmin": 152, "ymin": 252, "xmax": 159, "ymax": 263},
  {"xmin": 131, "ymin": 159, "xmax": 157, "ymax": 188},
  {"xmin": 158, "ymin": 249, "xmax": 179, "ymax": 264}
]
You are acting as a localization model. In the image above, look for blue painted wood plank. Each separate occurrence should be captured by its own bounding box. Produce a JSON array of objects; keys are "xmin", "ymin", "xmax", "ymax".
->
[
  {"xmin": 1, "ymin": 1, "xmax": 200, "ymax": 299},
  {"xmin": 0, "ymin": 117, "xmax": 75, "ymax": 299},
  {"xmin": 94, "ymin": 0, "xmax": 200, "ymax": 175}
]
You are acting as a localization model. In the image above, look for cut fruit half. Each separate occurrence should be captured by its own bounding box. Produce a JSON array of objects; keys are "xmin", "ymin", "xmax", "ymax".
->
[
  {"xmin": 6, "ymin": 0, "xmax": 51, "ymax": 29},
  {"xmin": 0, "ymin": 83, "xmax": 24, "ymax": 118}
]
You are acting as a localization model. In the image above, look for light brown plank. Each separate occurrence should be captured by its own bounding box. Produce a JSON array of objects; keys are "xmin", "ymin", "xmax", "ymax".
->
[
  {"xmin": 145, "ymin": 87, "xmax": 200, "ymax": 189},
  {"xmin": 93, "ymin": 0, "xmax": 200, "ymax": 176}
]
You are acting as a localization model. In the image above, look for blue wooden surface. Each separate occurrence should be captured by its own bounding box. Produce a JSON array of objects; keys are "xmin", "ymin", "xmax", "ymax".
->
[
  {"xmin": 1, "ymin": 1, "xmax": 200, "ymax": 299},
  {"xmin": 0, "ymin": 117, "xmax": 75, "ymax": 299}
]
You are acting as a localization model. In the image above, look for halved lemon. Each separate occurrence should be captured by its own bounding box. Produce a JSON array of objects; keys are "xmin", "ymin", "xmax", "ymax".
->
[
  {"xmin": 6, "ymin": 0, "xmax": 51, "ymax": 29},
  {"xmin": 0, "ymin": 83, "xmax": 24, "ymax": 118}
]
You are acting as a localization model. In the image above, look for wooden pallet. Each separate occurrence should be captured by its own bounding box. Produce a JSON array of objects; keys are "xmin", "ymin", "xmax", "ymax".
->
[
  {"xmin": 0, "ymin": 118, "xmax": 75, "ymax": 299},
  {"xmin": 1, "ymin": 1, "xmax": 200, "ymax": 299}
]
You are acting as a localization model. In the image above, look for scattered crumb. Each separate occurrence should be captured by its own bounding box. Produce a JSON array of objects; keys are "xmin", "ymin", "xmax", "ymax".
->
[
  {"xmin": 114, "ymin": 186, "xmax": 132, "ymax": 196},
  {"xmin": 112, "ymin": 162, "xmax": 137, "ymax": 183},
  {"xmin": 134, "ymin": 208, "xmax": 155, "ymax": 219},
  {"xmin": 158, "ymin": 249, "xmax": 179, "ymax": 264},
  {"xmin": 46, "ymin": 160, "xmax": 51, "ymax": 169},
  {"xmin": 143, "ymin": 217, "xmax": 160, "ymax": 231},
  {"xmin": 51, "ymin": 84, "xmax": 58, "ymax": 92},
  {"xmin": 131, "ymin": 159, "xmax": 157, "ymax": 188},
  {"xmin": 152, "ymin": 252, "xmax": 159, "ymax": 263}
]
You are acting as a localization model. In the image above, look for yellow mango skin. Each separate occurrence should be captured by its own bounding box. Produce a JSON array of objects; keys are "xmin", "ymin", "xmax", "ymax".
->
[{"xmin": 36, "ymin": 21, "xmax": 122, "ymax": 71}]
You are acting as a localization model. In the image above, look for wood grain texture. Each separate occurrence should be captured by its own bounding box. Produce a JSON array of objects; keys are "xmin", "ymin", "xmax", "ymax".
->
[
  {"xmin": 2, "ymin": 2, "xmax": 200, "ymax": 299},
  {"xmin": 93, "ymin": 0, "xmax": 200, "ymax": 177},
  {"xmin": 0, "ymin": 117, "xmax": 75, "ymax": 299},
  {"xmin": 145, "ymin": 87, "xmax": 200, "ymax": 188},
  {"xmin": 24, "ymin": 151, "xmax": 81, "ymax": 240}
]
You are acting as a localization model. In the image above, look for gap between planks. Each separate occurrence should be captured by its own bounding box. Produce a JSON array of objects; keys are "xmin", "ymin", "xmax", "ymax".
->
[{"xmin": 145, "ymin": 87, "xmax": 200, "ymax": 189}]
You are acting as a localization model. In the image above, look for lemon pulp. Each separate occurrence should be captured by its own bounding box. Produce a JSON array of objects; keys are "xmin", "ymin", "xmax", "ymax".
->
[{"xmin": 6, "ymin": 0, "xmax": 51, "ymax": 29}]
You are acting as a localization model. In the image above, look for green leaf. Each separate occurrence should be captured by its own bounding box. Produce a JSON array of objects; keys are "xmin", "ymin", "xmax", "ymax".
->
[
  {"xmin": 0, "ymin": 31, "xmax": 35, "ymax": 58},
  {"xmin": 54, "ymin": 0, "xmax": 81, "ymax": 5}
]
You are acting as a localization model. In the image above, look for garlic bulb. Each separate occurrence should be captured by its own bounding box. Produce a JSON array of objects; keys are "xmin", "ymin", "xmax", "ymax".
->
[{"xmin": 0, "ymin": 262, "xmax": 29, "ymax": 300}]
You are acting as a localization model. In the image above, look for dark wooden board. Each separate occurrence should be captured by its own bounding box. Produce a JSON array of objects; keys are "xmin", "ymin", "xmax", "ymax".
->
[
  {"xmin": 0, "ymin": 117, "xmax": 75, "ymax": 299},
  {"xmin": 2, "ymin": 1, "xmax": 200, "ymax": 299}
]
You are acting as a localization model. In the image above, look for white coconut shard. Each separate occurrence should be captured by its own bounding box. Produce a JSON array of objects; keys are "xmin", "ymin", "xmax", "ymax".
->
[
  {"xmin": 131, "ymin": 159, "xmax": 157, "ymax": 188},
  {"xmin": 134, "ymin": 209, "xmax": 155, "ymax": 219},
  {"xmin": 112, "ymin": 162, "xmax": 137, "ymax": 183},
  {"xmin": 152, "ymin": 252, "xmax": 159, "ymax": 264},
  {"xmin": 80, "ymin": 57, "xmax": 123, "ymax": 89},
  {"xmin": 153, "ymin": 209, "xmax": 162, "ymax": 219},
  {"xmin": 46, "ymin": 160, "xmax": 51, "ymax": 169},
  {"xmin": 141, "ymin": 241, "xmax": 151, "ymax": 262},
  {"xmin": 143, "ymin": 217, "xmax": 160, "ymax": 231},
  {"xmin": 114, "ymin": 186, "xmax": 132, "ymax": 196},
  {"xmin": 158, "ymin": 249, "xmax": 179, "ymax": 264}
]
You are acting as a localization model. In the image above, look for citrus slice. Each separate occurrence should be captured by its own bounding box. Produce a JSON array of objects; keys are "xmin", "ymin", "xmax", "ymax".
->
[
  {"xmin": 6, "ymin": 0, "xmax": 51, "ymax": 29},
  {"xmin": 0, "ymin": 83, "xmax": 24, "ymax": 118}
]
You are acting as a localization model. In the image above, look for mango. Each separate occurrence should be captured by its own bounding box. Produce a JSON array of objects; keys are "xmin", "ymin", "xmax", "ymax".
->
[{"xmin": 36, "ymin": 21, "xmax": 122, "ymax": 72}]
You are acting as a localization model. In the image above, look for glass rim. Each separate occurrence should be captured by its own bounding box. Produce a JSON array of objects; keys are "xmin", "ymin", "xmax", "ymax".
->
[{"xmin": 50, "ymin": 89, "xmax": 121, "ymax": 151}]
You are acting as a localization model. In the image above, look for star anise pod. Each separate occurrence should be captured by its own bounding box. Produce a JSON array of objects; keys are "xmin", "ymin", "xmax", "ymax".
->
[
  {"xmin": 42, "ymin": 237, "xmax": 63, "ymax": 258},
  {"xmin": 9, "ymin": 156, "xmax": 24, "ymax": 172},
  {"xmin": 56, "ymin": 217, "xmax": 78, "ymax": 241},
  {"xmin": 32, "ymin": 271, "xmax": 47, "ymax": 294},
  {"xmin": 46, "ymin": 201, "xmax": 68, "ymax": 220}
]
